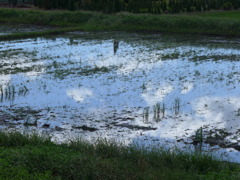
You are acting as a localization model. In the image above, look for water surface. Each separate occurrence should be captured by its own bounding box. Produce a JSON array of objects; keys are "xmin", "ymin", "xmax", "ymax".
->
[{"xmin": 0, "ymin": 32, "xmax": 240, "ymax": 162}]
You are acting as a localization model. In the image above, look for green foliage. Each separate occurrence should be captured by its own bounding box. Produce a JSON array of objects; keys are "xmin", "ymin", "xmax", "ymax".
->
[
  {"xmin": 223, "ymin": 2, "xmax": 233, "ymax": 10},
  {"xmin": 8, "ymin": 0, "xmax": 18, "ymax": 7},
  {"xmin": 0, "ymin": 132, "xmax": 240, "ymax": 179},
  {"xmin": 195, "ymin": 127, "xmax": 203, "ymax": 143},
  {"xmin": 0, "ymin": 8, "xmax": 240, "ymax": 40},
  {"xmin": 4, "ymin": 0, "xmax": 240, "ymax": 13},
  {"xmin": 0, "ymin": 131, "xmax": 53, "ymax": 147},
  {"xmin": 32, "ymin": 0, "xmax": 240, "ymax": 14}
]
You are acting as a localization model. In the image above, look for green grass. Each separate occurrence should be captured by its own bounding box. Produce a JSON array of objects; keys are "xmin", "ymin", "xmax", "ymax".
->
[
  {"xmin": 197, "ymin": 11, "xmax": 240, "ymax": 19},
  {"xmin": 0, "ymin": 132, "xmax": 239, "ymax": 179},
  {"xmin": 0, "ymin": 8, "xmax": 240, "ymax": 40},
  {"xmin": 0, "ymin": 27, "xmax": 81, "ymax": 40}
]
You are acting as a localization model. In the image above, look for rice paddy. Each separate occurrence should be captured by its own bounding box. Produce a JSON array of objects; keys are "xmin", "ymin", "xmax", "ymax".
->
[{"xmin": 0, "ymin": 30, "xmax": 240, "ymax": 162}]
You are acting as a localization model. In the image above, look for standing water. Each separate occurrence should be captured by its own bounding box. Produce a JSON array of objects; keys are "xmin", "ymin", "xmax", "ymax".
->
[{"xmin": 0, "ymin": 32, "xmax": 240, "ymax": 162}]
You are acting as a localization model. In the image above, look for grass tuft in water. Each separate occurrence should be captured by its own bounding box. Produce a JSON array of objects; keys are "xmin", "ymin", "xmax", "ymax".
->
[
  {"xmin": 0, "ymin": 84, "xmax": 29, "ymax": 102},
  {"xmin": 143, "ymin": 107, "xmax": 149, "ymax": 123},
  {"xmin": 153, "ymin": 102, "xmax": 161, "ymax": 122},
  {"xmin": 173, "ymin": 98, "xmax": 181, "ymax": 115},
  {"xmin": 194, "ymin": 127, "xmax": 204, "ymax": 144}
]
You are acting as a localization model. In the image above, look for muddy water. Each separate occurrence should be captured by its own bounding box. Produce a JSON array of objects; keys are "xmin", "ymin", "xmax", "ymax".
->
[{"xmin": 0, "ymin": 32, "xmax": 240, "ymax": 162}]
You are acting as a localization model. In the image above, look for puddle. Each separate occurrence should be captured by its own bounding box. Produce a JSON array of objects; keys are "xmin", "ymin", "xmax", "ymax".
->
[{"xmin": 0, "ymin": 32, "xmax": 240, "ymax": 162}]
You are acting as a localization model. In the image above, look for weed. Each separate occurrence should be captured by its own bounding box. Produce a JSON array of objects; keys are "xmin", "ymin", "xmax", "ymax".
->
[
  {"xmin": 152, "ymin": 102, "xmax": 166, "ymax": 122},
  {"xmin": 173, "ymin": 98, "xmax": 180, "ymax": 115},
  {"xmin": 141, "ymin": 83, "xmax": 146, "ymax": 90},
  {"xmin": 0, "ymin": 85, "xmax": 3, "ymax": 99},
  {"xmin": 143, "ymin": 107, "xmax": 149, "ymax": 123},
  {"xmin": 153, "ymin": 102, "xmax": 161, "ymax": 122},
  {"xmin": 0, "ymin": 84, "xmax": 29, "ymax": 102},
  {"xmin": 162, "ymin": 102, "xmax": 165, "ymax": 118},
  {"xmin": 193, "ymin": 127, "xmax": 204, "ymax": 154},
  {"xmin": 52, "ymin": 60, "xmax": 59, "ymax": 68},
  {"xmin": 237, "ymin": 109, "xmax": 240, "ymax": 116}
]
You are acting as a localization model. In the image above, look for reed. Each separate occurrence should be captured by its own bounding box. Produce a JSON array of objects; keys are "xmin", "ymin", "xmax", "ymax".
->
[
  {"xmin": 0, "ymin": 84, "xmax": 29, "ymax": 102},
  {"xmin": 173, "ymin": 98, "xmax": 180, "ymax": 115},
  {"xmin": 143, "ymin": 107, "xmax": 149, "ymax": 123}
]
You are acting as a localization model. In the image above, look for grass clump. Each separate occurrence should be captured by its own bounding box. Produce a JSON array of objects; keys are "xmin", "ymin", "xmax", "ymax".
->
[{"xmin": 0, "ymin": 131, "xmax": 239, "ymax": 179}]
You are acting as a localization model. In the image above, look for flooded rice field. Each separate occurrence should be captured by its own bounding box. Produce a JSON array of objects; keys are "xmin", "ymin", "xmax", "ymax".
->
[{"xmin": 0, "ymin": 31, "xmax": 240, "ymax": 162}]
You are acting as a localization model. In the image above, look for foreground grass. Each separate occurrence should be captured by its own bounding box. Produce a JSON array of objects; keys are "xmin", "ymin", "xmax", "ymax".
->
[
  {"xmin": 0, "ymin": 132, "xmax": 239, "ymax": 179},
  {"xmin": 0, "ymin": 8, "xmax": 240, "ymax": 40}
]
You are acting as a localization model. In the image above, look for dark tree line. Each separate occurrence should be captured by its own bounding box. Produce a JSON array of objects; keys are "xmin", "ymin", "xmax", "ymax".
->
[
  {"xmin": 33, "ymin": 0, "xmax": 240, "ymax": 13},
  {"xmin": 6, "ymin": 0, "xmax": 34, "ymax": 7}
]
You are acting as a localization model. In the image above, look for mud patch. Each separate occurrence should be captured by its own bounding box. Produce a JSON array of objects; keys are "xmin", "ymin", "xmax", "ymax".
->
[
  {"xmin": 115, "ymin": 123, "xmax": 157, "ymax": 131},
  {"xmin": 72, "ymin": 125, "xmax": 98, "ymax": 132}
]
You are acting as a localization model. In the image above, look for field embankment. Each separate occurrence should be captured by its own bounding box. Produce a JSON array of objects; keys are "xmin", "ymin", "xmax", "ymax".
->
[
  {"xmin": 0, "ymin": 132, "xmax": 239, "ymax": 179},
  {"xmin": 0, "ymin": 8, "xmax": 240, "ymax": 39}
]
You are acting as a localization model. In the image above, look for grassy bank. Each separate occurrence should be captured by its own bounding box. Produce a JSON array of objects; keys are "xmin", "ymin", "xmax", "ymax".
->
[
  {"xmin": 0, "ymin": 27, "xmax": 80, "ymax": 40},
  {"xmin": 0, "ymin": 8, "xmax": 240, "ymax": 40},
  {"xmin": 0, "ymin": 132, "xmax": 239, "ymax": 179}
]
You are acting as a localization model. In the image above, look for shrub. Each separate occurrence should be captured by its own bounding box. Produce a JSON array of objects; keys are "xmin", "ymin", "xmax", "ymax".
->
[{"xmin": 222, "ymin": 2, "xmax": 233, "ymax": 10}]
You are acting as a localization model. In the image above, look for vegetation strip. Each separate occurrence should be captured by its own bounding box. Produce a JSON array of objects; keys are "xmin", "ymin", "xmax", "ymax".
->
[
  {"xmin": 0, "ymin": 132, "xmax": 239, "ymax": 179},
  {"xmin": 8, "ymin": 0, "xmax": 240, "ymax": 14},
  {"xmin": 0, "ymin": 27, "xmax": 82, "ymax": 40},
  {"xmin": 0, "ymin": 8, "xmax": 240, "ymax": 40}
]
